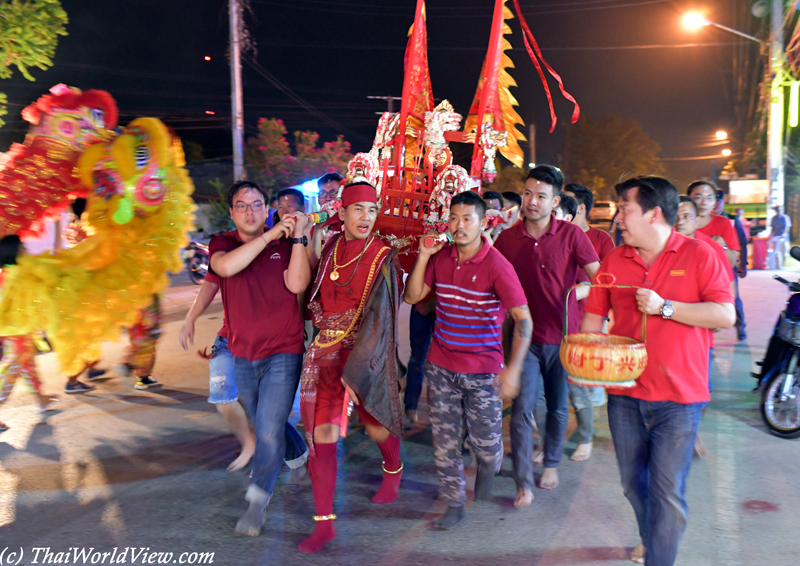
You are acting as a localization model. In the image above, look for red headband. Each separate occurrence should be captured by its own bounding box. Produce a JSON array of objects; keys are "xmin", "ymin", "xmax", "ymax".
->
[{"xmin": 341, "ymin": 182, "xmax": 377, "ymax": 208}]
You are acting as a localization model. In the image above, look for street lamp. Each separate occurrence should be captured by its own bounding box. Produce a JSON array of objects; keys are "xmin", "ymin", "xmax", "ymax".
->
[
  {"xmin": 683, "ymin": 4, "xmax": 784, "ymax": 225},
  {"xmin": 722, "ymin": 148, "xmax": 732, "ymax": 156},
  {"xmin": 716, "ymin": 130, "xmax": 728, "ymax": 140}
]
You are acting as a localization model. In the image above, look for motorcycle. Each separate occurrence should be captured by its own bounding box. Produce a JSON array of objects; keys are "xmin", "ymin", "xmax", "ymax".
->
[
  {"xmin": 757, "ymin": 245, "xmax": 800, "ymax": 439},
  {"xmin": 183, "ymin": 240, "xmax": 209, "ymax": 285}
]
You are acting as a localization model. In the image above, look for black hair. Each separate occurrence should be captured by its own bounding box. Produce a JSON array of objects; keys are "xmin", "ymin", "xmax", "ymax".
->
[
  {"xmin": 71, "ymin": 198, "xmax": 87, "ymax": 218},
  {"xmin": 317, "ymin": 172, "xmax": 343, "ymax": 187},
  {"xmin": 564, "ymin": 183, "xmax": 593, "ymax": 213},
  {"xmin": 482, "ymin": 191, "xmax": 504, "ymax": 208},
  {"xmin": 679, "ymin": 195, "xmax": 698, "ymax": 214},
  {"xmin": 686, "ymin": 180, "xmax": 716, "ymax": 196},
  {"xmin": 269, "ymin": 195, "xmax": 278, "ymax": 205},
  {"xmin": 557, "ymin": 194, "xmax": 578, "ymax": 221},
  {"xmin": 276, "ymin": 187, "xmax": 305, "ymax": 211},
  {"xmin": 615, "ymin": 176, "xmax": 679, "ymax": 226},
  {"xmin": 526, "ymin": 165, "xmax": 564, "ymax": 195},
  {"xmin": 450, "ymin": 191, "xmax": 487, "ymax": 219},
  {"xmin": 0, "ymin": 235, "xmax": 22, "ymax": 267},
  {"xmin": 502, "ymin": 191, "xmax": 522, "ymax": 207},
  {"xmin": 227, "ymin": 180, "xmax": 268, "ymax": 208}
]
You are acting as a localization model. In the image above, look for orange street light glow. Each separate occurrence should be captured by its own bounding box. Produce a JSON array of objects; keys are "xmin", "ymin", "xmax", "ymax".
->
[
  {"xmin": 683, "ymin": 13, "xmax": 708, "ymax": 29},
  {"xmin": 716, "ymin": 130, "xmax": 728, "ymax": 140},
  {"xmin": 722, "ymin": 149, "xmax": 732, "ymax": 156},
  {"xmin": 205, "ymin": 110, "xmax": 215, "ymax": 115},
  {"xmin": 204, "ymin": 55, "xmax": 211, "ymax": 61}
]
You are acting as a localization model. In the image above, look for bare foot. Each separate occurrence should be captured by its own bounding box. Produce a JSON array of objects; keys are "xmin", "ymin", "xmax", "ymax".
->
[
  {"xmin": 630, "ymin": 542, "xmax": 645, "ymax": 563},
  {"xmin": 538, "ymin": 467, "xmax": 559, "ymax": 489},
  {"xmin": 0, "ymin": 421, "xmax": 8, "ymax": 432},
  {"xmin": 693, "ymin": 434, "xmax": 708, "ymax": 459},
  {"xmin": 514, "ymin": 487, "xmax": 534, "ymax": 508},
  {"xmin": 571, "ymin": 442, "xmax": 592, "ymax": 462},
  {"xmin": 227, "ymin": 442, "xmax": 255, "ymax": 472},
  {"xmin": 37, "ymin": 394, "xmax": 58, "ymax": 412},
  {"xmin": 532, "ymin": 449, "xmax": 544, "ymax": 466}
]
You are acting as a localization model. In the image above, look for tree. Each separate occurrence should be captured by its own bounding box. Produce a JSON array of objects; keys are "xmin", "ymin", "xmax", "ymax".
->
[
  {"xmin": 0, "ymin": 0, "xmax": 68, "ymax": 127},
  {"xmin": 245, "ymin": 118, "xmax": 352, "ymax": 193},
  {"xmin": 563, "ymin": 114, "xmax": 664, "ymax": 200},
  {"xmin": 489, "ymin": 162, "xmax": 525, "ymax": 194}
]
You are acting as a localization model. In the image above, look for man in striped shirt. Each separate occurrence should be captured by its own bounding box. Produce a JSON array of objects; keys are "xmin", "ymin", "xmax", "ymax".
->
[{"xmin": 405, "ymin": 191, "xmax": 532, "ymax": 530}]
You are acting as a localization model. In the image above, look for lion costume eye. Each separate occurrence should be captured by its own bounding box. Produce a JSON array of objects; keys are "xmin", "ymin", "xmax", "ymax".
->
[
  {"xmin": 90, "ymin": 109, "xmax": 105, "ymax": 128},
  {"xmin": 134, "ymin": 144, "xmax": 150, "ymax": 170}
]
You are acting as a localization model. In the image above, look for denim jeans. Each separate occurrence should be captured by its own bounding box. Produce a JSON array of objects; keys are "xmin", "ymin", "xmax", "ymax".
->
[
  {"xmin": 607, "ymin": 394, "xmax": 706, "ymax": 566},
  {"xmin": 234, "ymin": 352, "xmax": 306, "ymax": 494},
  {"xmin": 733, "ymin": 273, "xmax": 746, "ymax": 338},
  {"xmin": 404, "ymin": 306, "xmax": 436, "ymax": 411},
  {"xmin": 511, "ymin": 342, "xmax": 569, "ymax": 489},
  {"xmin": 534, "ymin": 379, "xmax": 594, "ymax": 447}
]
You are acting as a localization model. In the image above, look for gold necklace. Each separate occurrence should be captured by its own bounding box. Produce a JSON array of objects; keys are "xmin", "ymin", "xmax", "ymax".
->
[{"xmin": 330, "ymin": 235, "xmax": 373, "ymax": 281}]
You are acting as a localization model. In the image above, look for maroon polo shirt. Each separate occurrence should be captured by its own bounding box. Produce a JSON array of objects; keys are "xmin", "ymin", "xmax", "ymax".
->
[
  {"xmin": 203, "ymin": 270, "xmax": 228, "ymax": 340},
  {"xmin": 208, "ymin": 230, "xmax": 304, "ymax": 361},
  {"xmin": 574, "ymin": 226, "xmax": 616, "ymax": 323},
  {"xmin": 424, "ymin": 237, "xmax": 527, "ymax": 374},
  {"xmin": 494, "ymin": 217, "xmax": 599, "ymax": 345}
]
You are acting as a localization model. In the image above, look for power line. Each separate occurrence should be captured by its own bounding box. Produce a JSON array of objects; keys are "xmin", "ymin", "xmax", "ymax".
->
[{"xmin": 243, "ymin": 54, "xmax": 372, "ymax": 144}]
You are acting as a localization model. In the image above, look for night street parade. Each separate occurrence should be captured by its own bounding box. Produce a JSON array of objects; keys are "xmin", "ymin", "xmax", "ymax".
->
[{"xmin": 0, "ymin": 1, "xmax": 799, "ymax": 565}]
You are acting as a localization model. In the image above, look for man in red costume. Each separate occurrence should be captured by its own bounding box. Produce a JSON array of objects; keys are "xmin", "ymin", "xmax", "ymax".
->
[{"xmin": 298, "ymin": 181, "xmax": 404, "ymax": 554}]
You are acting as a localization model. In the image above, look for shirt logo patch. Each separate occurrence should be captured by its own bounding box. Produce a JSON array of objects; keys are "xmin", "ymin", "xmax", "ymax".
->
[
  {"xmin": 270, "ymin": 253, "xmax": 281, "ymax": 259},
  {"xmin": 472, "ymin": 275, "xmax": 477, "ymax": 283},
  {"xmin": 670, "ymin": 270, "xmax": 685, "ymax": 276}
]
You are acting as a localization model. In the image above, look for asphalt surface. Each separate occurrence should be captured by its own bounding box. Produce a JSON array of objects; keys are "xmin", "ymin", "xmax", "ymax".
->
[{"xmin": 0, "ymin": 267, "xmax": 798, "ymax": 566}]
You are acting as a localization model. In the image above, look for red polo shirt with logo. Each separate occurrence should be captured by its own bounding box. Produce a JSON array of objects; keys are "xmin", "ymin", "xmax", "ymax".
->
[
  {"xmin": 424, "ymin": 237, "xmax": 527, "ymax": 374},
  {"xmin": 209, "ymin": 230, "xmax": 304, "ymax": 361},
  {"xmin": 494, "ymin": 217, "xmax": 599, "ymax": 345},
  {"xmin": 585, "ymin": 231, "xmax": 734, "ymax": 404}
]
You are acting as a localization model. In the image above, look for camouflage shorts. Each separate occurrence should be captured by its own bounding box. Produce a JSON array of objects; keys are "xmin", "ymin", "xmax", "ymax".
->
[{"xmin": 425, "ymin": 360, "xmax": 504, "ymax": 505}]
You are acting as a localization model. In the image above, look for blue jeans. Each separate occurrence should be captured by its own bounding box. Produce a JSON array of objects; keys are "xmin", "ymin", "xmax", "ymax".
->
[
  {"xmin": 733, "ymin": 273, "xmax": 746, "ymax": 338},
  {"xmin": 234, "ymin": 352, "xmax": 306, "ymax": 494},
  {"xmin": 607, "ymin": 395, "xmax": 706, "ymax": 566},
  {"xmin": 404, "ymin": 306, "xmax": 435, "ymax": 411},
  {"xmin": 511, "ymin": 342, "xmax": 569, "ymax": 489}
]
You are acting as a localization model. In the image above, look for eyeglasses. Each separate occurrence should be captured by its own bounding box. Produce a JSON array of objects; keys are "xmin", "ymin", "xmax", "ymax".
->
[{"xmin": 233, "ymin": 201, "xmax": 265, "ymax": 212}]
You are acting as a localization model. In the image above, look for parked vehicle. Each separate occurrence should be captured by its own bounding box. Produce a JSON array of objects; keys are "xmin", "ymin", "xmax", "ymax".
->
[
  {"xmin": 183, "ymin": 240, "xmax": 209, "ymax": 285},
  {"xmin": 589, "ymin": 200, "xmax": 616, "ymax": 223},
  {"xmin": 756, "ymin": 246, "xmax": 800, "ymax": 438}
]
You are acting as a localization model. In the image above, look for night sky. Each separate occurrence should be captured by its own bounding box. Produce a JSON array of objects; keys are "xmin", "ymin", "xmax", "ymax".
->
[{"xmin": 0, "ymin": 0, "xmax": 760, "ymax": 187}]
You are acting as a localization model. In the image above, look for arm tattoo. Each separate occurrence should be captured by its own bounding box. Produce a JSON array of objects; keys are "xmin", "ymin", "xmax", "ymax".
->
[{"xmin": 512, "ymin": 306, "xmax": 532, "ymax": 339}]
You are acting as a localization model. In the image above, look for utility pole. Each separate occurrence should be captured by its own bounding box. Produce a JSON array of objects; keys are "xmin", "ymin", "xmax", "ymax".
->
[
  {"xmin": 767, "ymin": 0, "xmax": 784, "ymax": 221},
  {"xmin": 367, "ymin": 96, "xmax": 402, "ymax": 114},
  {"xmin": 229, "ymin": 0, "xmax": 245, "ymax": 181},
  {"xmin": 528, "ymin": 123, "xmax": 536, "ymax": 167}
]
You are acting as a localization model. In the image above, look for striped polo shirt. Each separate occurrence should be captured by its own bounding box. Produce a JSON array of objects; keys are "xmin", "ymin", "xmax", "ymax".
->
[{"xmin": 423, "ymin": 237, "xmax": 528, "ymax": 374}]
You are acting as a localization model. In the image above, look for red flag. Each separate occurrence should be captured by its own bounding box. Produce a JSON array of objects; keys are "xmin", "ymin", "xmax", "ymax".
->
[
  {"xmin": 469, "ymin": 0, "xmax": 507, "ymax": 178},
  {"xmin": 393, "ymin": 0, "xmax": 433, "ymax": 179}
]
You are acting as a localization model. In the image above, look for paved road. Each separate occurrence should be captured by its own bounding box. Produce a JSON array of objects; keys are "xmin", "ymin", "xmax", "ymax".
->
[{"xmin": 1, "ymin": 268, "xmax": 798, "ymax": 565}]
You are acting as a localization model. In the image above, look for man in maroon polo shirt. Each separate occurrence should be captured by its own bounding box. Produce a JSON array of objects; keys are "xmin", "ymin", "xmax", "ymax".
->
[
  {"xmin": 209, "ymin": 180, "xmax": 312, "ymax": 536},
  {"xmin": 582, "ymin": 176, "xmax": 734, "ymax": 566},
  {"xmin": 494, "ymin": 165, "xmax": 599, "ymax": 504},
  {"xmin": 405, "ymin": 191, "xmax": 532, "ymax": 530}
]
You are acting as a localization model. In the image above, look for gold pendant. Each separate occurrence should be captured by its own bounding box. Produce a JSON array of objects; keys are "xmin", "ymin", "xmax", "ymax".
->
[{"xmin": 330, "ymin": 269, "xmax": 340, "ymax": 281}]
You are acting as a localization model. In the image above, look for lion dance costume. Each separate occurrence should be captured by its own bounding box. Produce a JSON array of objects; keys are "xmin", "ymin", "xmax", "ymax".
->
[{"xmin": 0, "ymin": 85, "xmax": 195, "ymax": 379}]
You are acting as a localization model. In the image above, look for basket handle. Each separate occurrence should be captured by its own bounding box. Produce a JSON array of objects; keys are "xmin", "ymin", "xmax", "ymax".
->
[{"xmin": 563, "ymin": 272, "xmax": 646, "ymax": 343}]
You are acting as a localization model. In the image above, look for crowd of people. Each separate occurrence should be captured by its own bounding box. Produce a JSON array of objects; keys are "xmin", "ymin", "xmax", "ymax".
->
[
  {"xmin": 0, "ymin": 163, "xmax": 750, "ymax": 565},
  {"xmin": 167, "ymin": 164, "xmax": 741, "ymax": 566}
]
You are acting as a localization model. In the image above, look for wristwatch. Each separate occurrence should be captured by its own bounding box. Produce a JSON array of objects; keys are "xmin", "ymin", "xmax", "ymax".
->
[
  {"xmin": 291, "ymin": 236, "xmax": 308, "ymax": 247},
  {"xmin": 660, "ymin": 299, "xmax": 674, "ymax": 320}
]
